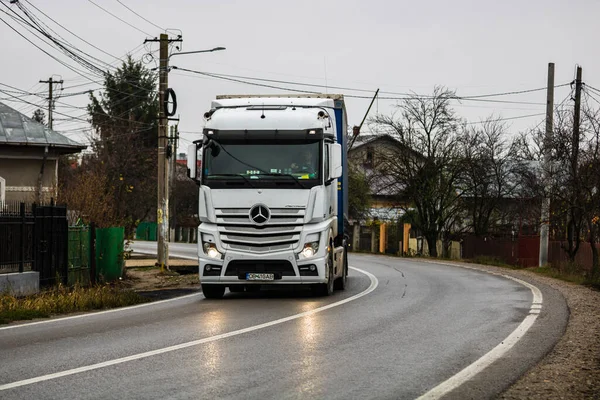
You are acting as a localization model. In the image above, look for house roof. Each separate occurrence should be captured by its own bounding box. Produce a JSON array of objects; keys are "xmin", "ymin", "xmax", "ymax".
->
[
  {"xmin": 0, "ymin": 101, "xmax": 86, "ymax": 151},
  {"xmin": 349, "ymin": 133, "xmax": 400, "ymax": 152}
]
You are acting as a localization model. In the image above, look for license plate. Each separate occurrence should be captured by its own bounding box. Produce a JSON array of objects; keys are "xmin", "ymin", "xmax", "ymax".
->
[{"xmin": 246, "ymin": 273, "xmax": 274, "ymax": 281}]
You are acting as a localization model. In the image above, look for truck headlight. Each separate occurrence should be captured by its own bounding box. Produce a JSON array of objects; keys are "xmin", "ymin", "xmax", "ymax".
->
[
  {"xmin": 203, "ymin": 242, "xmax": 223, "ymax": 260},
  {"xmin": 298, "ymin": 233, "xmax": 320, "ymax": 259}
]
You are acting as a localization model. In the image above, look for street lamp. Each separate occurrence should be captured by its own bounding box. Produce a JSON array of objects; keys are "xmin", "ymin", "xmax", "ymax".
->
[{"xmin": 169, "ymin": 47, "xmax": 226, "ymax": 59}]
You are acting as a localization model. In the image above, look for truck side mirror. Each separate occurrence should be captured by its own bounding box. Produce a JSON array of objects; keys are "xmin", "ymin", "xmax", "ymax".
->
[
  {"xmin": 328, "ymin": 143, "xmax": 343, "ymax": 180},
  {"xmin": 187, "ymin": 143, "xmax": 202, "ymax": 183}
]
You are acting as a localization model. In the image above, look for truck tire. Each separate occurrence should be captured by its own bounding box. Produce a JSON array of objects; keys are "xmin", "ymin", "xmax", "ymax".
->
[
  {"xmin": 202, "ymin": 284, "xmax": 225, "ymax": 299},
  {"xmin": 334, "ymin": 245, "xmax": 348, "ymax": 290},
  {"xmin": 313, "ymin": 247, "xmax": 334, "ymax": 296}
]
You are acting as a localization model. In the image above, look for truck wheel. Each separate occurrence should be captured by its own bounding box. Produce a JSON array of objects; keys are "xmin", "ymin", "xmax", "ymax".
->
[
  {"xmin": 314, "ymin": 247, "xmax": 334, "ymax": 296},
  {"xmin": 334, "ymin": 245, "xmax": 348, "ymax": 290},
  {"xmin": 202, "ymin": 284, "xmax": 225, "ymax": 299}
]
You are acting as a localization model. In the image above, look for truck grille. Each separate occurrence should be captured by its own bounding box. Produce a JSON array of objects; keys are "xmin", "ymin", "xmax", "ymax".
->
[{"xmin": 216, "ymin": 207, "xmax": 304, "ymax": 253}]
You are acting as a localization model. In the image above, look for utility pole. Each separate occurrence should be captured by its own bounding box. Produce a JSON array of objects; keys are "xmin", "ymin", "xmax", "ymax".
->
[
  {"xmin": 567, "ymin": 66, "xmax": 583, "ymax": 257},
  {"xmin": 144, "ymin": 34, "xmax": 184, "ymax": 270},
  {"xmin": 539, "ymin": 62, "xmax": 554, "ymax": 267},
  {"xmin": 572, "ymin": 66, "xmax": 583, "ymax": 173},
  {"xmin": 157, "ymin": 33, "xmax": 170, "ymax": 270},
  {"xmin": 39, "ymin": 77, "xmax": 63, "ymax": 129},
  {"xmin": 144, "ymin": 34, "xmax": 221, "ymax": 267}
]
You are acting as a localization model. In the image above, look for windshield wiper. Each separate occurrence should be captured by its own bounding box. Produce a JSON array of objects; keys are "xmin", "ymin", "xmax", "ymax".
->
[
  {"xmin": 207, "ymin": 174, "xmax": 256, "ymax": 188},
  {"xmin": 257, "ymin": 173, "xmax": 304, "ymax": 188}
]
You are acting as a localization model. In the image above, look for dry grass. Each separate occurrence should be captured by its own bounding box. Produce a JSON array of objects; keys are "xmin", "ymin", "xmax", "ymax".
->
[{"xmin": 0, "ymin": 283, "xmax": 148, "ymax": 325}]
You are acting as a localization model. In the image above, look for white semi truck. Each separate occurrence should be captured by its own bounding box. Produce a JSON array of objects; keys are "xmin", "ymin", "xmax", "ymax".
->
[{"xmin": 186, "ymin": 94, "xmax": 349, "ymax": 298}]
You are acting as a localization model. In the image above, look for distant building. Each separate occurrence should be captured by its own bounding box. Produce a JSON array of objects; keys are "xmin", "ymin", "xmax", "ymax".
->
[
  {"xmin": 348, "ymin": 134, "xmax": 406, "ymax": 222},
  {"xmin": 0, "ymin": 101, "xmax": 86, "ymax": 203}
]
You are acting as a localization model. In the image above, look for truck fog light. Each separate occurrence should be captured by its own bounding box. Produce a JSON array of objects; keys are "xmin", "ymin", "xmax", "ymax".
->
[{"xmin": 309, "ymin": 265, "xmax": 316, "ymax": 272}]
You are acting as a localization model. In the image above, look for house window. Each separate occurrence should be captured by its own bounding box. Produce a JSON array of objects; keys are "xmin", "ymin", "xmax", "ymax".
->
[{"xmin": 365, "ymin": 148, "xmax": 374, "ymax": 167}]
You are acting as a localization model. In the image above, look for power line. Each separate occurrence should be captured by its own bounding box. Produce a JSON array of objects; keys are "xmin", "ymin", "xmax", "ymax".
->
[
  {"xmin": 586, "ymin": 84, "xmax": 600, "ymax": 96},
  {"xmin": 0, "ymin": 88, "xmax": 90, "ymax": 123},
  {"xmin": 115, "ymin": 0, "xmax": 164, "ymax": 32},
  {"xmin": 584, "ymin": 88, "xmax": 600, "ymax": 107},
  {"xmin": 172, "ymin": 67, "xmax": 550, "ymax": 105},
  {"xmin": 172, "ymin": 67, "xmax": 320, "ymax": 94},
  {"xmin": 23, "ymin": 0, "xmax": 122, "ymax": 62},
  {"xmin": 4, "ymin": 2, "xmax": 110, "ymax": 76},
  {"xmin": 465, "ymin": 113, "xmax": 546, "ymax": 125},
  {"xmin": 86, "ymin": 0, "xmax": 152, "ymax": 36},
  {"xmin": 0, "ymin": 8, "xmax": 101, "ymax": 82},
  {"xmin": 459, "ymin": 84, "xmax": 570, "ymax": 99}
]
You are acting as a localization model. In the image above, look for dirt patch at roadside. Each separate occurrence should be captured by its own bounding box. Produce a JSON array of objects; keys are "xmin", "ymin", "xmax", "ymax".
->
[{"xmin": 122, "ymin": 257, "xmax": 201, "ymax": 300}]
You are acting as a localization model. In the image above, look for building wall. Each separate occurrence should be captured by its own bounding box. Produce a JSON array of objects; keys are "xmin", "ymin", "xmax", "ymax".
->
[{"xmin": 0, "ymin": 147, "xmax": 58, "ymax": 203}]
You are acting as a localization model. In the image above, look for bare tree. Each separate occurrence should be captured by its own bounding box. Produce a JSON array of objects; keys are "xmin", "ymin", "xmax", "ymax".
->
[
  {"xmin": 581, "ymin": 104, "xmax": 600, "ymax": 277},
  {"xmin": 458, "ymin": 117, "xmax": 523, "ymax": 236},
  {"xmin": 370, "ymin": 87, "xmax": 464, "ymax": 257}
]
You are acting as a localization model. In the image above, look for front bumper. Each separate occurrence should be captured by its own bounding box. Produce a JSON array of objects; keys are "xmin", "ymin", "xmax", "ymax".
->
[{"xmin": 199, "ymin": 249, "xmax": 328, "ymax": 285}]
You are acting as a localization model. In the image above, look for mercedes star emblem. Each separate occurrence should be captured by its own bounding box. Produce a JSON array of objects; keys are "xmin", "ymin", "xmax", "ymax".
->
[{"xmin": 249, "ymin": 204, "xmax": 270, "ymax": 225}]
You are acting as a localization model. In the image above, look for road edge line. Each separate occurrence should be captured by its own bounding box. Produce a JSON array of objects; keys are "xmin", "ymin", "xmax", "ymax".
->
[{"xmin": 415, "ymin": 261, "xmax": 543, "ymax": 400}]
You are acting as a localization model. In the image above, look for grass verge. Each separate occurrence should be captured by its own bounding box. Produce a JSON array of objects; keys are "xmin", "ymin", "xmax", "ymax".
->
[{"xmin": 0, "ymin": 284, "xmax": 149, "ymax": 325}]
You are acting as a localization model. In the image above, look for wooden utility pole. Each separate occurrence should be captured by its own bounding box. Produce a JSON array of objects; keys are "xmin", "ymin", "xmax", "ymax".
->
[
  {"xmin": 566, "ymin": 66, "xmax": 583, "ymax": 257},
  {"xmin": 539, "ymin": 62, "xmax": 554, "ymax": 267},
  {"xmin": 39, "ymin": 77, "xmax": 63, "ymax": 129},
  {"xmin": 157, "ymin": 33, "xmax": 170, "ymax": 270},
  {"xmin": 572, "ymin": 66, "xmax": 583, "ymax": 172}
]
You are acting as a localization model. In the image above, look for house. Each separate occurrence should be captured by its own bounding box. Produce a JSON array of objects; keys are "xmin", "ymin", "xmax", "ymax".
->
[
  {"xmin": 0, "ymin": 102, "xmax": 86, "ymax": 203},
  {"xmin": 348, "ymin": 134, "xmax": 406, "ymax": 222},
  {"xmin": 348, "ymin": 134, "xmax": 409, "ymax": 253}
]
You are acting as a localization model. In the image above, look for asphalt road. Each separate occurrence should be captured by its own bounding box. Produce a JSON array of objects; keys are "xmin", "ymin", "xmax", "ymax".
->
[{"xmin": 0, "ymin": 243, "xmax": 568, "ymax": 400}]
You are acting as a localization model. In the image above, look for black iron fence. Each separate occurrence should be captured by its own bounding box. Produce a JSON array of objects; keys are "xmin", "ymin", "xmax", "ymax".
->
[{"xmin": 0, "ymin": 201, "xmax": 68, "ymax": 286}]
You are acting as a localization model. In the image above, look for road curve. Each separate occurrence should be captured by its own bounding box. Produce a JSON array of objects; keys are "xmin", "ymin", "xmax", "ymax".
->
[{"xmin": 0, "ymin": 248, "xmax": 567, "ymax": 399}]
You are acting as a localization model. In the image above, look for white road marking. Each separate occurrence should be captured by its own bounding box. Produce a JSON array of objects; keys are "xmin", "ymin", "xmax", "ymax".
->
[
  {"xmin": 0, "ymin": 293, "xmax": 202, "ymax": 332},
  {"xmin": 416, "ymin": 261, "xmax": 543, "ymax": 400},
  {"xmin": 0, "ymin": 266, "xmax": 378, "ymax": 391}
]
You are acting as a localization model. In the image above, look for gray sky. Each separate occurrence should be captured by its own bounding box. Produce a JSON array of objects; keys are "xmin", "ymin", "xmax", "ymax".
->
[{"xmin": 1, "ymin": 0, "xmax": 599, "ymax": 152}]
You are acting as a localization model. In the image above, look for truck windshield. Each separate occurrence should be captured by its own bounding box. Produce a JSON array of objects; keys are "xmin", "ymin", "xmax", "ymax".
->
[{"xmin": 203, "ymin": 139, "xmax": 321, "ymax": 189}]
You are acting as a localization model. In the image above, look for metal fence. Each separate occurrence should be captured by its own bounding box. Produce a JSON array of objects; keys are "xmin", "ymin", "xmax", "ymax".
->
[
  {"xmin": 462, "ymin": 235, "xmax": 540, "ymax": 267},
  {"xmin": 0, "ymin": 201, "xmax": 68, "ymax": 286},
  {"xmin": 68, "ymin": 226, "xmax": 91, "ymax": 285}
]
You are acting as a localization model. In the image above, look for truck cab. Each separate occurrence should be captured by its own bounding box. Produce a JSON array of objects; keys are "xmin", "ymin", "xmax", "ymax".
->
[{"xmin": 187, "ymin": 95, "xmax": 349, "ymax": 298}]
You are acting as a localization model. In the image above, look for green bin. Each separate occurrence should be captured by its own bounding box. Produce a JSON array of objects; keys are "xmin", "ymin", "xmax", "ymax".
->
[
  {"xmin": 136, "ymin": 222, "xmax": 157, "ymax": 241},
  {"xmin": 96, "ymin": 226, "xmax": 125, "ymax": 282}
]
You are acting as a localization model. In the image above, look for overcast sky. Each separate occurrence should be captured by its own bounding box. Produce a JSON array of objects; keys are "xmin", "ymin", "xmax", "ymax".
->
[{"xmin": 1, "ymin": 0, "xmax": 599, "ymax": 152}]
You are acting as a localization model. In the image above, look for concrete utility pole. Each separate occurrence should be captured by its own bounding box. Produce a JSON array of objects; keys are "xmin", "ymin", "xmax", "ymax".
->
[
  {"xmin": 539, "ymin": 62, "xmax": 554, "ymax": 267},
  {"xmin": 144, "ymin": 34, "xmax": 223, "ymax": 267},
  {"xmin": 39, "ymin": 77, "xmax": 63, "ymax": 129},
  {"xmin": 157, "ymin": 33, "xmax": 170, "ymax": 270}
]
